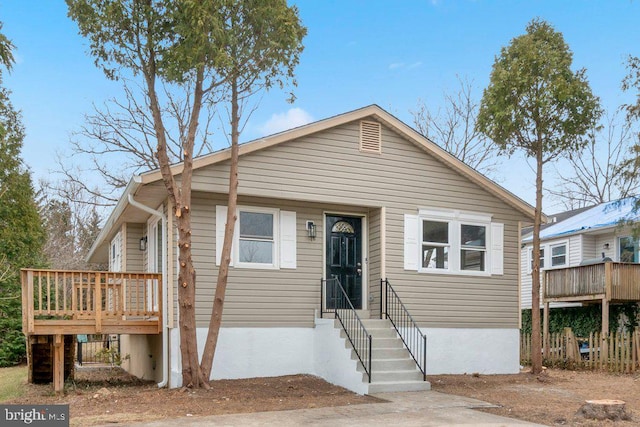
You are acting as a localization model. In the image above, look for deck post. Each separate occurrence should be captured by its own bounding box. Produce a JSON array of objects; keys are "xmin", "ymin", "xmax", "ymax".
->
[
  {"xmin": 543, "ymin": 301, "xmax": 550, "ymax": 358},
  {"xmin": 604, "ymin": 262, "xmax": 612, "ymax": 300},
  {"xmin": 26, "ymin": 270, "xmax": 34, "ymax": 334},
  {"xmin": 95, "ymin": 272, "xmax": 102, "ymax": 333},
  {"xmin": 53, "ymin": 334, "xmax": 64, "ymax": 393}
]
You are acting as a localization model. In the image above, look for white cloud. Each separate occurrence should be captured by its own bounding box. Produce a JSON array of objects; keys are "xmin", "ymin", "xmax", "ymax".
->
[
  {"xmin": 408, "ymin": 61, "xmax": 423, "ymax": 69},
  {"xmin": 258, "ymin": 108, "xmax": 314, "ymax": 136},
  {"xmin": 389, "ymin": 62, "xmax": 405, "ymax": 70}
]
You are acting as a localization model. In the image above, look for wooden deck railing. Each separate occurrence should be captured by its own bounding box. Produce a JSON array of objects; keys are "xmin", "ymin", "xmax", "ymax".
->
[
  {"xmin": 21, "ymin": 269, "xmax": 162, "ymax": 335},
  {"xmin": 544, "ymin": 262, "xmax": 640, "ymax": 302}
]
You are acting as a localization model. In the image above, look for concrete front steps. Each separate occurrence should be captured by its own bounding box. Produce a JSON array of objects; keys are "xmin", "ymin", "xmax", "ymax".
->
[{"xmin": 338, "ymin": 317, "xmax": 431, "ymax": 394}]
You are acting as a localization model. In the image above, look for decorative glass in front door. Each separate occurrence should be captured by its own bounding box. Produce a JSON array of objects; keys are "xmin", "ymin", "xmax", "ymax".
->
[{"xmin": 325, "ymin": 215, "xmax": 363, "ymax": 309}]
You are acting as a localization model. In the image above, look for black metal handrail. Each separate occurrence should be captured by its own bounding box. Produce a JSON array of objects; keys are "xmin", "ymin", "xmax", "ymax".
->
[
  {"xmin": 381, "ymin": 278, "xmax": 427, "ymax": 381},
  {"xmin": 320, "ymin": 278, "xmax": 372, "ymax": 382}
]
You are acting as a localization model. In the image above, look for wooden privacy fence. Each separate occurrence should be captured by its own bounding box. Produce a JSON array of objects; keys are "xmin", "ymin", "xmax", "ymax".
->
[{"xmin": 521, "ymin": 328, "xmax": 640, "ymax": 373}]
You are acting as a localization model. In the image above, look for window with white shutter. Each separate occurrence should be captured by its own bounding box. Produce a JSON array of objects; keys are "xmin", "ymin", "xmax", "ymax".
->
[
  {"xmin": 216, "ymin": 205, "xmax": 297, "ymax": 270},
  {"xmin": 404, "ymin": 208, "xmax": 504, "ymax": 276}
]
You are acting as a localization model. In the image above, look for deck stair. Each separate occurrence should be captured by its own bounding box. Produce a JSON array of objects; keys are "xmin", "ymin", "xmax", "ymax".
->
[{"xmin": 339, "ymin": 318, "xmax": 431, "ymax": 393}]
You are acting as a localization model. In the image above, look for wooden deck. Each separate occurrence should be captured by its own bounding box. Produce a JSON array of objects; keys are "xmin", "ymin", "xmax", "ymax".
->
[
  {"xmin": 21, "ymin": 269, "xmax": 162, "ymax": 336},
  {"xmin": 544, "ymin": 262, "xmax": 640, "ymax": 303},
  {"xmin": 542, "ymin": 262, "xmax": 640, "ymax": 360},
  {"xmin": 21, "ymin": 268, "xmax": 162, "ymax": 392}
]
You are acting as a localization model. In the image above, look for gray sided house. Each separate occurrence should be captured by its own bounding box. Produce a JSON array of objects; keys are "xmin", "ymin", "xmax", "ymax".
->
[
  {"xmin": 87, "ymin": 105, "xmax": 535, "ymax": 394},
  {"xmin": 521, "ymin": 198, "xmax": 640, "ymax": 311}
]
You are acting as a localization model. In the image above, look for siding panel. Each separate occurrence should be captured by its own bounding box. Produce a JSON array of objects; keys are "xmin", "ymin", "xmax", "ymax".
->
[
  {"xmin": 126, "ymin": 223, "xmax": 144, "ymax": 271},
  {"xmin": 177, "ymin": 120, "xmax": 530, "ymax": 328}
]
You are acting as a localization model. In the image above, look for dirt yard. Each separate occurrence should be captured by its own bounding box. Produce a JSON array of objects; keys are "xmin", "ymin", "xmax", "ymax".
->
[
  {"xmin": 6, "ymin": 367, "xmax": 379, "ymax": 426},
  {"xmin": 430, "ymin": 368, "xmax": 640, "ymax": 426},
  {"xmin": 7, "ymin": 366, "xmax": 640, "ymax": 426}
]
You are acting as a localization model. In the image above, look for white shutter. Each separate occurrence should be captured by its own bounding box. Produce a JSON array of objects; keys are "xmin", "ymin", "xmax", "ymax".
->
[
  {"xmin": 490, "ymin": 222, "xmax": 504, "ymax": 275},
  {"xmin": 280, "ymin": 211, "xmax": 297, "ymax": 269},
  {"xmin": 216, "ymin": 206, "xmax": 232, "ymax": 266},
  {"xmin": 404, "ymin": 214, "xmax": 420, "ymax": 271}
]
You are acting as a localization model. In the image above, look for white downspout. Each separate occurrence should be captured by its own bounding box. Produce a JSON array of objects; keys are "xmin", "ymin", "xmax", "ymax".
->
[{"xmin": 128, "ymin": 194, "xmax": 169, "ymax": 388}]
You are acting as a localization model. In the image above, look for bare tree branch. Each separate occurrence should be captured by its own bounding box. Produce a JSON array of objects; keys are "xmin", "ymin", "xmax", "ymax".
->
[
  {"xmin": 549, "ymin": 110, "xmax": 639, "ymax": 209},
  {"xmin": 56, "ymin": 79, "xmax": 218, "ymax": 208},
  {"xmin": 411, "ymin": 76, "xmax": 500, "ymax": 176}
]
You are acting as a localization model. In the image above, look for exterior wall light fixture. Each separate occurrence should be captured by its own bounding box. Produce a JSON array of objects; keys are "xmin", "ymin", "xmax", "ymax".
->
[
  {"xmin": 306, "ymin": 221, "xmax": 316, "ymax": 240},
  {"xmin": 139, "ymin": 236, "xmax": 148, "ymax": 251}
]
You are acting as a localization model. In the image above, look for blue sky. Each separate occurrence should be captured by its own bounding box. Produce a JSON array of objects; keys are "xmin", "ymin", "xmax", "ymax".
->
[{"xmin": 2, "ymin": 1, "xmax": 640, "ymax": 213}]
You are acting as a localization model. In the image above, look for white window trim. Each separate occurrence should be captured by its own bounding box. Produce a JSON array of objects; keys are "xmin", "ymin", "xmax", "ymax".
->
[
  {"xmin": 234, "ymin": 206, "xmax": 280, "ymax": 270},
  {"xmin": 527, "ymin": 240, "xmax": 568, "ymax": 273},
  {"xmin": 147, "ymin": 216, "xmax": 161, "ymax": 273},
  {"xmin": 216, "ymin": 205, "xmax": 297, "ymax": 270},
  {"xmin": 147, "ymin": 216, "xmax": 161, "ymax": 312},
  {"xmin": 417, "ymin": 210, "xmax": 492, "ymax": 277},
  {"xmin": 528, "ymin": 246, "xmax": 546, "ymax": 274},
  {"xmin": 459, "ymin": 221, "xmax": 489, "ymax": 273},
  {"xmin": 420, "ymin": 219, "xmax": 453, "ymax": 272},
  {"xmin": 617, "ymin": 235, "xmax": 639, "ymax": 263},
  {"xmin": 549, "ymin": 241, "xmax": 568, "ymax": 268},
  {"xmin": 109, "ymin": 231, "xmax": 122, "ymax": 273}
]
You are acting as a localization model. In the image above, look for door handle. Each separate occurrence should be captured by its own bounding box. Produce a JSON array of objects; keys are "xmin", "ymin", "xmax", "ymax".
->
[{"xmin": 356, "ymin": 268, "xmax": 362, "ymax": 276}]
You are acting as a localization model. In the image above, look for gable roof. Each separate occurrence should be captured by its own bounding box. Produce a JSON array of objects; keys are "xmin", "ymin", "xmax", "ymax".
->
[
  {"xmin": 136, "ymin": 104, "xmax": 537, "ymax": 216},
  {"xmin": 522, "ymin": 197, "xmax": 640, "ymax": 243},
  {"xmin": 88, "ymin": 104, "xmax": 538, "ymax": 262}
]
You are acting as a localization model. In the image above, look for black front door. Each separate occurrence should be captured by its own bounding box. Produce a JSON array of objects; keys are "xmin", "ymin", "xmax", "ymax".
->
[{"xmin": 326, "ymin": 215, "xmax": 363, "ymax": 309}]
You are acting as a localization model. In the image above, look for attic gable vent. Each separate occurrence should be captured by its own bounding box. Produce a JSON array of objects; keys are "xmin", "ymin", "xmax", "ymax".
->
[{"xmin": 360, "ymin": 120, "xmax": 382, "ymax": 153}]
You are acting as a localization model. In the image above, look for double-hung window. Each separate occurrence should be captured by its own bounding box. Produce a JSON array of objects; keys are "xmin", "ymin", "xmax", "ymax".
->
[
  {"xmin": 460, "ymin": 224, "xmax": 486, "ymax": 271},
  {"xmin": 216, "ymin": 205, "xmax": 297, "ymax": 270},
  {"xmin": 406, "ymin": 209, "xmax": 502, "ymax": 276},
  {"xmin": 550, "ymin": 244, "xmax": 566, "ymax": 267},
  {"xmin": 619, "ymin": 236, "xmax": 639, "ymax": 263},
  {"xmin": 238, "ymin": 210, "xmax": 275, "ymax": 266},
  {"xmin": 530, "ymin": 248, "xmax": 544, "ymax": 272},
  {"xmin": 422, "ymin": 220, "xmax": 449, "ymax": 269},
  {"xmin": 528, "ymin": 242, "xmax": 566, "ymax": 272}
]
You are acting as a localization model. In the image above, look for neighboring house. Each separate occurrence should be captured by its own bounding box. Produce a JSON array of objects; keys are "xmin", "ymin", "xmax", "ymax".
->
[
  {"xmin": 520, "ymin": 198, "xmax": 640, "ymax": 310},
  {"xmin": 68, "ymin": 105, "xmax": 537, "ymax": 393}
]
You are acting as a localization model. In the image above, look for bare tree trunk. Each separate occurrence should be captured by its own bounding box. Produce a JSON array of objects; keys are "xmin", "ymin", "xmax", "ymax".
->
[
  {"xmin": 530, "ymin": 147, "xmax": 544, "ymax": 374},
  {"xmin": 176, "ymin": 219, "xmax": 201, "ymax": 386},
  {"xmin": 148, "ymin": 57, "xmax": 208, "ymax": 387},
  {"xmin": 175, "ymin": 66, "xmax": 208, "ymax": 388},
  {"xmin": 200, "ymin": 76, "xmax": 240, "ymax": 380}
]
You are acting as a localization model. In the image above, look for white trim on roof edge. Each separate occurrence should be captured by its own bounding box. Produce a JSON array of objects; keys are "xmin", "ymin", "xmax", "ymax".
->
[
  {"xmin": 86, "ymin": 178, "xmax": 141, "ymax": 263},
  {"xmin": 137, "ymin": 105, "xmax": 537, "ymax": 221},
  {"xmin": 88, "ymin": 105, "xmax": 539, "ymax": 262}
]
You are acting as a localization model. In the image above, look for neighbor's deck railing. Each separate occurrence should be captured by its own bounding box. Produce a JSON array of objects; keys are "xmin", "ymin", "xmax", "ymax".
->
[
  {"xmin": 21, "ymin": 269, "xmax": 162, "ymax": 335},
  {"xmin": 544, "ymin": 262, "xmax": 640, "ymax": 301}
]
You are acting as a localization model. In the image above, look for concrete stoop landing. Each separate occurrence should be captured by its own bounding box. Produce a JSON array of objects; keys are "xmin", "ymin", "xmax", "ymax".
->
[{"xmin": 336, "ymin": 318, "xmax": 431, "ymax": 394}]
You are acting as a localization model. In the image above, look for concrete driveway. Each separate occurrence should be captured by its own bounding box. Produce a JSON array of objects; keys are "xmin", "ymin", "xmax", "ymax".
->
[{"xmin": 114, "ymin": 390, "xmax": 544, "ymax": 427}]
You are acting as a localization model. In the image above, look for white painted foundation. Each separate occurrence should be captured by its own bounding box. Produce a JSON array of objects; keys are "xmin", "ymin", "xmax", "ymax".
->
[
  {"xmin": 423, "ymin": 328, "xmax": 520, "ymax": 375},
  {"xmin": 168, "ymin": 325, "xmax": 520, "ymax": 391},
  {"xmin": 313, "ymin": 318, "xmax": 369, "ymax": 395},
  {"xmin": 169, "ymin": 326, "xmax": 316, "ymax": 388}
]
